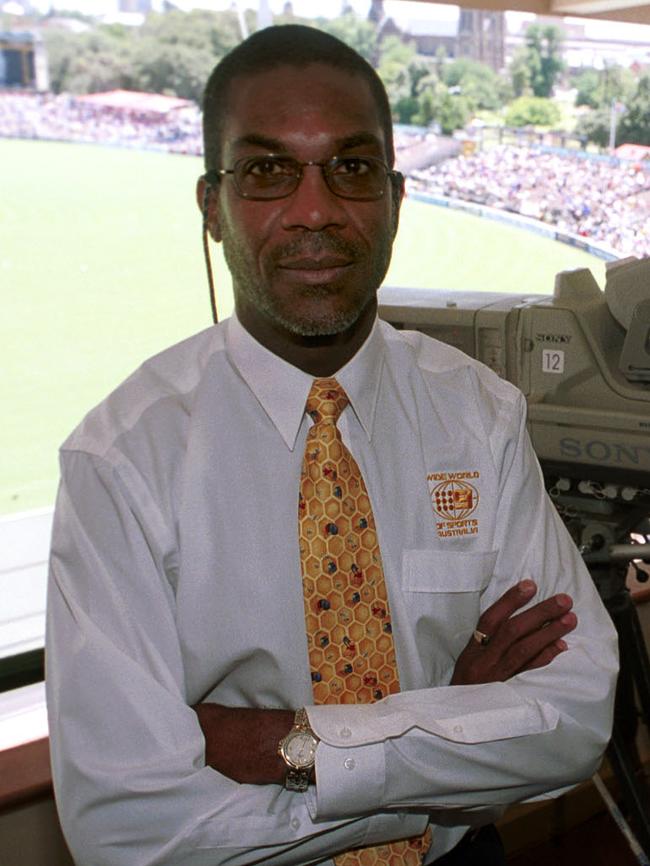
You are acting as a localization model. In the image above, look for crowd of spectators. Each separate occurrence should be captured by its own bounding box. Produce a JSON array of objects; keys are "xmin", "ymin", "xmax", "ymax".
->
[
  {"xmin": 0, "ymin": 91, "xmax": 203, "ymax": 154},
  {"xmin": 1, "ymin": 90, "xmax": 648, "ymax": 258},
  {"xmin": 409, "ymin": 143, "xmax": 650, "ymax": 258}
]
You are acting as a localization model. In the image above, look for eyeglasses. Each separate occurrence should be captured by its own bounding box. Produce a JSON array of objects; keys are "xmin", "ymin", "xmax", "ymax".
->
[{"xmin": 206, "ymin": 154, "xmax": 401, "ymax": 201}]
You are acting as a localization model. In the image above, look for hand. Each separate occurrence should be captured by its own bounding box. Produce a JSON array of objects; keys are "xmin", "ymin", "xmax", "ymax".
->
[
  {"xmin": 192, "ymin": 703, "xmax": 294, "ymax": 785},
  {"xmin": 450, "ymin": 579, "xmax": 577, "ymax": 686}
]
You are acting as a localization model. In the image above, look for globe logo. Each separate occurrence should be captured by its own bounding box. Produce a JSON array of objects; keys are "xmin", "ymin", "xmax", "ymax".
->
[{"xmin": 432, "ymin": 480, "xmax": 479, "ymax": 521}]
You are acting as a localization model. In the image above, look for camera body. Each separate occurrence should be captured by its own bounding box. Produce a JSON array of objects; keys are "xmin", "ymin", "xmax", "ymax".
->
[{"xmin": 379, "ymin": 257, "xmax": 650, "ymax": 489}]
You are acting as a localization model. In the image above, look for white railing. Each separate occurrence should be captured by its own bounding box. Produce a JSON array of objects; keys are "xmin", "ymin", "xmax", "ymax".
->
[{"xmin": 0, "ymin": 507, "xmax": 53, "ymax": 660}]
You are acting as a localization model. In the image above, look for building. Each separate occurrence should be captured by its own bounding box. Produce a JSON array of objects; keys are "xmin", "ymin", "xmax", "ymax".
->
[
  {"xmin": 0, "ymin": 30, "xmax": 48, "ymax": 89},
  {"xmin": 457, "ymin": 9, "xmax": 506, "ymax": 70},
  {"xmin": 505, "ymin": 14, "xmax": 650, "ymax": 69}
]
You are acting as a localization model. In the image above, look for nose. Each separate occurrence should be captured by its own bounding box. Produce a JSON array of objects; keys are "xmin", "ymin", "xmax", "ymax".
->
[{"xmin": 279, "ymin": 164, "xmax": 348, "ymax": 232}]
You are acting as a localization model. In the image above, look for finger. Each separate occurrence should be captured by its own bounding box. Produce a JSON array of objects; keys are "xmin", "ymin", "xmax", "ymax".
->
[
  {"xmin": 518, "ymin": 639, "xmax": 568, "ymax": 674},
  {"xmin": 492, "ymin": 594, "xmax": 574, "ymax": 650},
  {"xmin": 476, "ymin": 579, "xmax": 538, "ymax": 637},
  {"xmin": 499, "ymin": 613, "xmax": 577, "ymax": 677}
]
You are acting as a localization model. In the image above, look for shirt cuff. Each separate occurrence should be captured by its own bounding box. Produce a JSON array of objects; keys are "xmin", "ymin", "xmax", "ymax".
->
[
  {"xmin": 311, "ymin": 738, "xmax": 386, "ymax": 820},
  {"xmin": 303, "ymin": 685, "xmax": 560, "ymax": 818},
  {"xmin": 306, "ymin": 684, "xmax": 559, "ymax": 747}
]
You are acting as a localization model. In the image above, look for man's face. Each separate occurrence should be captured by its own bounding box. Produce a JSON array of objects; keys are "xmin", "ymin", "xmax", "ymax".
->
[{"xmin": 207, "ymin": 63, "xmax": 402, "ymax": 340}]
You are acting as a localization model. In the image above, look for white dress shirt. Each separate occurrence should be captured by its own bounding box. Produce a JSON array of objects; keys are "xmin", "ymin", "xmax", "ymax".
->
[{"xmin": 46, "ymin": 314, "xmax": 618, "ymax": 866}]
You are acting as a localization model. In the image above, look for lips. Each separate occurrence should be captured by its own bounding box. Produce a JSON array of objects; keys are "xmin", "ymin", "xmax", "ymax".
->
[
  {"xmin": 278, "ymin": 255, "xmax": 352, "ymax": 271},
  {"xmin": 275, "ymin": 253, "xmax": 354, "ymax": 286}
]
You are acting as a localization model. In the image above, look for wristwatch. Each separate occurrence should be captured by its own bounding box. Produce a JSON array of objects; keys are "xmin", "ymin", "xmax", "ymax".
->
[{"xmin": 277, "ymin": 708, "xmax": 319, "ymax": 792}]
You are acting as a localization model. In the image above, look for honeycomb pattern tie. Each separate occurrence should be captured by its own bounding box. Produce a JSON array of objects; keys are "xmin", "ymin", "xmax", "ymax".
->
[{"xmin": 299, "ymin": 378, "xmax": 431, "ymax": 866}]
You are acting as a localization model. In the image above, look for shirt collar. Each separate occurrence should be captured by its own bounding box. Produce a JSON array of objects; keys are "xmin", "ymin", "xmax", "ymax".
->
[{"xmin": 225, "ymin": 314, "xmax": 385, "ymax": 451}]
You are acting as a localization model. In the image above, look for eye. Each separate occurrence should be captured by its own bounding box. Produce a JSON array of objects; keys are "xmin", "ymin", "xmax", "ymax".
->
[
  {"xmin": 245, "ymin": 156, "xmax": 295, "ymax": 178},
  {"xmin": 331, "ymin": 157, "xmax": 373, "ymax": 176}
]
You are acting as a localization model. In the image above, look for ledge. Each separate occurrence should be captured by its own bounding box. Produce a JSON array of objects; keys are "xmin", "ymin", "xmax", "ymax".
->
[
  {"xmin": 0, "ymin": 737, "xmax": 52, "ymax": 812},
  {"xmin": 0, "ymin": 682, "xmax": 51, "ymax": 812}
]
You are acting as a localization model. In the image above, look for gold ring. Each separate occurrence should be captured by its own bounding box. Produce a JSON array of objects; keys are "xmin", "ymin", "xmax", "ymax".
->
[{"xmin": 473, "ymin": 629, "xmax": 490, "ymax": 646}]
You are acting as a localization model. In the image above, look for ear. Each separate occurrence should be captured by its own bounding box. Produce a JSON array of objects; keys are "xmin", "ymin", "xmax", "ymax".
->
[{"xmin": 196, "ymin": 175, "xmax": 221, "ymax": 243}]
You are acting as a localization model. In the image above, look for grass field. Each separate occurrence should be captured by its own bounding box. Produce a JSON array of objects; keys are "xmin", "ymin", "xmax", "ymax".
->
[{"xmin": 1, "ymin": 137, "xmax": 607, "ymax": 514}]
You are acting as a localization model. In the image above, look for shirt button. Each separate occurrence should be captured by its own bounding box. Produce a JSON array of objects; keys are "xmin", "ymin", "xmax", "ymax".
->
[
  {"xmin": 291, "ymin": 818, "xmax": 300, "ymax": 830},
  {"xmin": 453, "ymin": 724, "xmax": 463, "ymax": 734},
  {"xmin": 344, "ymin": 757, "xmax": 356, "ymax": 771},
  {"xmin": 340, "ymin": 726, "xmax": 352, "ymax": 738}
]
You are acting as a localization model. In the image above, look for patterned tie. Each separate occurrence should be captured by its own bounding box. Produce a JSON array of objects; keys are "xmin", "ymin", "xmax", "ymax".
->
[{"xmin": 299, "ymin": 378, "xmax": 431, "ymax": 866}]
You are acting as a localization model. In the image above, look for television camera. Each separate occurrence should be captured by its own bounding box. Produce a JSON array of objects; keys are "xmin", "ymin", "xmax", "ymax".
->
[{"xmin": 379, "ymin": 255, "xmax": 650, "ymax": 855}]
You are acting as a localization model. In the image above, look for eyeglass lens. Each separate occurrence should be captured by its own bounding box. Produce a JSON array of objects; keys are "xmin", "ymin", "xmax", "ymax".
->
[{"xmin": 233, "ymin": 155, "xmax": 389, "ymax": 200}]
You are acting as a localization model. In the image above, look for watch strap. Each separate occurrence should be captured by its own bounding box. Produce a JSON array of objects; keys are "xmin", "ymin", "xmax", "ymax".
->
[
  {"xmin": 293, "ymin": 707, "xmax": 311, "ymax": 730},
  {"xmin": 284, "ymin": 766, "xmax": 311, "ymax": 792},
  {"xmin": 278, "ymin": 708, "xmax": 318, "ymax": 792}
]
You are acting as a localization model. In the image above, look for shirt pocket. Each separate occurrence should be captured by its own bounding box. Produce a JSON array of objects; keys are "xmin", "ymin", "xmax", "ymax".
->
[
  {"xmin": 400, "ymin": 548, "xmax": 498, "ymax": 678},
  {"xmin": 402, "ymin": 548, "xmax": 497, "ymax": 594}
]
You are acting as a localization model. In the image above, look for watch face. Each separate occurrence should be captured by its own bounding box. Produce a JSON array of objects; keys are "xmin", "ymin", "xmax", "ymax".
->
[{"xmin": 284, "ymin": 731, "xmax": 317, "ymax": 769}]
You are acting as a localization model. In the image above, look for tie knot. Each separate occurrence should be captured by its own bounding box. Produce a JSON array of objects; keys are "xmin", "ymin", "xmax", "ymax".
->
[{"xmin": 306, "ymin": 378, "xmax": 349, "ymax": 424}]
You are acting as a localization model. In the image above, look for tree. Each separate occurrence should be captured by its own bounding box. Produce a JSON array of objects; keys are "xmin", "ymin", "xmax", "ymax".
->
[
  {"xmin": 376, "ymin": 37, "xmax": 443, "ymax": 126},
  {"xmin": 375, "ymin": 34, "xmax": 474, "ymax": 131},
  {"xmin": 509, "ymin": 48, "xmax": 531, "ymax": 98},
  {"xmin": 131, "ymin": 39, "xmax": 216, "ymax": 102},
  {"xmin": 412, "ymin": 87, "xmax": 436, "ymax": 127},
  {"xmin": 505, "ymin": 96, "xmax": 561, "ymax": 127},
  {"xmin": 132, "ymin": 9, "xmax": 240, "ymax": 100},
  {"xmin": 435, "ymin": 90, "xmax": 471, "ymax": 134},
  {"xmin": 44, "ymin": 26, "xmax": 133, "ymax": 94},
  {"xmin": 44, "ymin": 8, "xmax": 242, "ymax": 101},
  {"xmin": 599, "ymin": 63, "xmax": 635, "ymax": 107},
  {"xmin": 523, "ymin": 24, "xmax": 564, "ymax": 98},
  {"xmin": 377, "ymin": 34, "xmax": 418, "ymax": 108},
  {"xmin": 442, "ymin": 57, "xmax": 504, "ymax": 111},
  {"xmin": 378, "ymin": 36, "xmax": 418, "ymax": 122},
  {"xmin": 433, "ymin": 45, "xmax": 448, "ymax": 82},
  {"xmin": 574, "ymin": 64, "xmax": 635, "ymax": 110},
  {"xmin": 575, "ymin": 107, "xmax": 612, "ymax": 148},
  {"xmin": 574, "ymin": 68, "xmax": 601, "ymax": 109},
  {"xmin": 43, "ymin": 28, "xmax": 79, "ymax": 94},
  {"xmin": 137, "ymin": 9, "xmax": 240, "ymax": 58},
  {"xmin": 577, "ymin": 72, "xmax": 650, "ymax": 147},
  {"xmin": 619, "ymin": 72, "xmax": 650, "ymax": 145},
  {"xmin": 318, "ymin": 11, "xmax": 379, "ymax": 64}
]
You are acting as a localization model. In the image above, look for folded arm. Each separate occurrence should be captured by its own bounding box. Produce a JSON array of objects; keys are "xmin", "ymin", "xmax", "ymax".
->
[{"xmin": 194, "ymin": 577, "xmax": 578, "ymax": 786}]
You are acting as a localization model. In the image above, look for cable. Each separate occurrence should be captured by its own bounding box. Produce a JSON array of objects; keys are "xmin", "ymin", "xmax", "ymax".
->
[
  {"xmin": 201, "ymin": 181, "xmax": 218, "ymax": 324},
  {"xmin": 592, "ymin": 772, "xmax": 650, "ymax": 866}
]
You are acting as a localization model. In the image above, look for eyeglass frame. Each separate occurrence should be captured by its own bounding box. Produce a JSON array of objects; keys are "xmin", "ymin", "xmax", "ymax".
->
[{"xmin": 203, "ymin": 154, "xmax": 404, "ymax": 202}]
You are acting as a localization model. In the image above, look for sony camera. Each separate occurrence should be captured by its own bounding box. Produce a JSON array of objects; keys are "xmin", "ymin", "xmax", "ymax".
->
[{"xmin": 379, "ymin": 256, "xmax": 650, "ymax": 557}]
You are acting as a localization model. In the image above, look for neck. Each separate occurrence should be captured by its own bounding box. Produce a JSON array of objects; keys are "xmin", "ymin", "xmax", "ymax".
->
[{"xmin": 236, "ymin": 299, "xmax": 377, "ymax": 377}]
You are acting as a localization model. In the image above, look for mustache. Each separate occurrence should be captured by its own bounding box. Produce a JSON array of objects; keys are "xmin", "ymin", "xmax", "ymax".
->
[{"xmin": 270, "ymin": 233, "xmax": 361, "ymax": 264}]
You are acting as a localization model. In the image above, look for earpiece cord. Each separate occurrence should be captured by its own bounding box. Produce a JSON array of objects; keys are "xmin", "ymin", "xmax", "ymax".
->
[{"xmin": 202, "ymin": 183, "xmax": 218, "ymax": 324}]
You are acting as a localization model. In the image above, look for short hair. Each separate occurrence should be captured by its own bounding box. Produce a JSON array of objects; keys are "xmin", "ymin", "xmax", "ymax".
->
[{"xmin": 202, "ymin": 24, "xmax": 394, "ymax": 173}]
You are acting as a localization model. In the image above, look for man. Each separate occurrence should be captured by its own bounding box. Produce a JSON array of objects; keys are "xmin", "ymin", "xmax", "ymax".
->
[{"xmin": 47, "ymin": 25, "xmax": 617, "ymax": 866}]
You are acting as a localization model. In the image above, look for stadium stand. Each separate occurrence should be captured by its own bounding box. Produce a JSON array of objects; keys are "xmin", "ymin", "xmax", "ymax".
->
[
  {"xmin": 411, "ymin": 143, "xmax": 649, "ymax": 258},
  {"xmin": 0, "ymin": 90, "xmax": 202, "ymax": 153}
]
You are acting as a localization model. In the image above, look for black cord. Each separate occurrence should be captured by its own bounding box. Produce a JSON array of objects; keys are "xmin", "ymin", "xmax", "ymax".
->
[{"xmin": 202, "ymin": 181, "xmax": 218, "ymax": 324}]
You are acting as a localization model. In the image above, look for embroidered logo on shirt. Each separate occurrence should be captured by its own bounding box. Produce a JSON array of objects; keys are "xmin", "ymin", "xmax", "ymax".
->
[{"xmin": 428, "ymin": 471, "xmax": 480, "ymax": 538}]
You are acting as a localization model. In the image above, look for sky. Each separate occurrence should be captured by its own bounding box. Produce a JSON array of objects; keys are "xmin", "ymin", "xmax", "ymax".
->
[{"xmin": 19, "ymin": 0, "xmax": 650, "ymax": 43}]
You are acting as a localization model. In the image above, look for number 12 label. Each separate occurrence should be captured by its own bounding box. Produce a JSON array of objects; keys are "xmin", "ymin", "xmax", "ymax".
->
[{"xmin": 542, "ymin": 349, "xmax": 565, "ymax": 374}]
